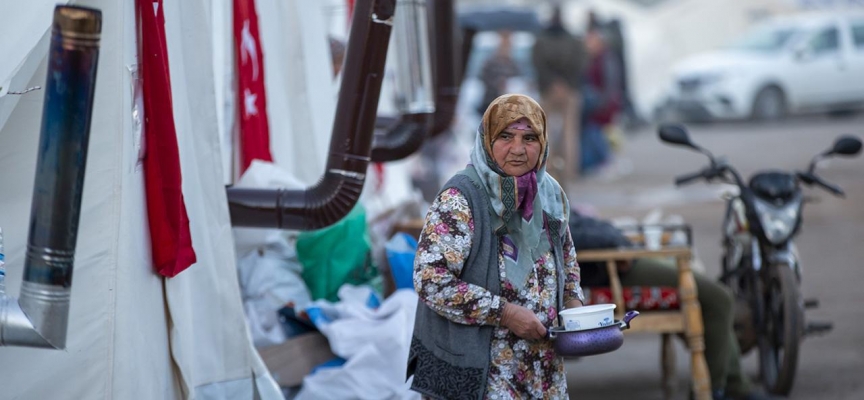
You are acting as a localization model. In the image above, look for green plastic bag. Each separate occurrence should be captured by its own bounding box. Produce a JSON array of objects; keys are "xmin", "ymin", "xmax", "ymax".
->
[{"xmin": 296, "ymin": 205, "xmax": 379, "ymax": 302}]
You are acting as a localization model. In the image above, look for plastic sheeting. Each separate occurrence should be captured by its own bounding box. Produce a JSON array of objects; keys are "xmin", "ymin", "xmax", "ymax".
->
[{"xmin": 296, "ymin": 288, "xmax": 421, "ymax": 400}]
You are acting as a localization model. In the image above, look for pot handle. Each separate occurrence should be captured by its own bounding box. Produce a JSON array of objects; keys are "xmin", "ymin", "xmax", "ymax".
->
[
  {"xmin": 618, "ymin": 310, "xmax": 640, "ymax": 331},
  {"xmin": 546, "ymin": 328, "xmax": 557, "ymax": 340}
]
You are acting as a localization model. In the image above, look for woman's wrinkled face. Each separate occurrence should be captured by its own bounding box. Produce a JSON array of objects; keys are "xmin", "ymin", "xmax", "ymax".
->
[{"xmin": 491, "ymin": 128, "xmax": 541, "ymax": 177}]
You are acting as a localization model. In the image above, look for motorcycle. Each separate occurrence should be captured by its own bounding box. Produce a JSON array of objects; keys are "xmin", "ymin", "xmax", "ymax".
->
[{"xmin": 657, "ymin": 124, "xmax": 862, "ymax": 396}]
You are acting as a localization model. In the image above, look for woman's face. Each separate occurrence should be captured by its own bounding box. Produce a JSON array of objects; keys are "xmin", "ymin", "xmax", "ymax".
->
[{"xmin": 491, "ymin": 128, "xmax": 542, "ymax": 177}]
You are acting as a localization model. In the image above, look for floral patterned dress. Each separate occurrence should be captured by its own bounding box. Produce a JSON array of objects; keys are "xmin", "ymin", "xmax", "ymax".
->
[{"xmin": 414, "ymin": 188, "xmax": 585, "ymax": 399}]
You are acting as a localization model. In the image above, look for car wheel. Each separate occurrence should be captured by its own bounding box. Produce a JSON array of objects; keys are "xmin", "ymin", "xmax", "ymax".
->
[{"xmin": 751, "ymin": 86, "xmax": 786, "ymax": 121}]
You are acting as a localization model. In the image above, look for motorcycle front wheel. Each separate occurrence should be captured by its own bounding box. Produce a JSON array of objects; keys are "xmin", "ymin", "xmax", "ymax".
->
[{"xmin": 758, "ymin": 265, "xmax": 802, "ymax": 396}]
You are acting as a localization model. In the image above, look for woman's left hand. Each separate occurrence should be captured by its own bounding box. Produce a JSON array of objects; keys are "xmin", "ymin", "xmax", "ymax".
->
[{"xmin": 564, "ymin": 300, "xmax": 583, "ymax": 309}]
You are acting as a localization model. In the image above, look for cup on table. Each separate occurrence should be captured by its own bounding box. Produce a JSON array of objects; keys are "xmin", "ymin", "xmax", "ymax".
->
[{"xmin": 643, "ymin": 226, "xmax": 663, "ymax": 251}]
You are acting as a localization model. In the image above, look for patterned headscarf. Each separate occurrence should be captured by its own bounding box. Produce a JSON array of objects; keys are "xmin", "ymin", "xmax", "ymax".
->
[
  {"xmin": 480, "ymin": 94, "xmax": 548, "ymax": 172},
  {"xmin": 471, "ymin": 94, "xmax": 569, "ymax": 232},
  {"xmin": 469, "ymin": 94, "xmax": 570, "ymax": 289}
]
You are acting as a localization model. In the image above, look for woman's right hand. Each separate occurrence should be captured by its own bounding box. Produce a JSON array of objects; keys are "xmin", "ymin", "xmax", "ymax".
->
[{"xmin": 501, "ymin": 303, "xmax": 548, "ymax": 340}]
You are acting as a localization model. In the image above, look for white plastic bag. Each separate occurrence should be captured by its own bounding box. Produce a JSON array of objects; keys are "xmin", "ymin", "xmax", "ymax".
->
[
  {"xmin": 296, "ymin": 288, "xmax": 420, "ymax": 400},
  {"xmin": 237, "ymin": 243, "xmax": 313, "ymax": 348}
]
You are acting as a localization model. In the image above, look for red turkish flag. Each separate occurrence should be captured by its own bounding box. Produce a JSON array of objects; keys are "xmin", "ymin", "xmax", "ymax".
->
[
  {"xmin": 233, "ymin": 0, "xmax": 273, "ymax": 173},
  {"xmin": 136, "ymin": 0, "xmax": 197, "ymax": 277}
]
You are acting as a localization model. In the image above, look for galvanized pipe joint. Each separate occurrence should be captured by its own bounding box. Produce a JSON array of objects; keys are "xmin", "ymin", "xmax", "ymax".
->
[{"xmin": 0, "ymin": 5, "xmax": 101, "ymax": 349}]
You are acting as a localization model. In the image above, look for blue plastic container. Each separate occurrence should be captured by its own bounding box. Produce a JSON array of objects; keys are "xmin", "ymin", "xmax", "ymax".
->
[{"xmin": 385, "ymin": 232, "xmax": 418, "ymax": 290}]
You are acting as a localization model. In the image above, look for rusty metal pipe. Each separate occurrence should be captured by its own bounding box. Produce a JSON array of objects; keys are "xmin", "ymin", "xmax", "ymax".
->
[
  {"xmin": 227, "ymin": 0, "xmax": 396, "ymax": 230},
  {"xmin": 1, "ymin": 5, "xmax": 102, "ymax": 349}
]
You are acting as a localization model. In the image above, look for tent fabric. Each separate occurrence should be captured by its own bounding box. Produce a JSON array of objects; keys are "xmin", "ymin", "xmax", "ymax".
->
[
  {"xmin": 210, "ymin": 0, "xmax": 236, "ymax": 185},
  {"xmin": 0, "ymin": 0, "xmax": 65, "ymax": 96},
  {"xmin": 0, "ymin": 0, "xmax": 62, "ymax": 134},
  {"xmin": 256, "ymin": 0, "xmax": 336, "ymax": 187},
  {"xmin": 162, "ymin": 0, "xmax": 280, "ymax": 397},
  {"xmin": 0, "ymin": 0, "xmax": 279, "ymax": 398}
]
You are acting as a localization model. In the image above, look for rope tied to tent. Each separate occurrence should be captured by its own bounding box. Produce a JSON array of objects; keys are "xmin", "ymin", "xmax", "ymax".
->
[{"xmin": 4, "ymin": 86, "xmax": 42, "ymax": 95}]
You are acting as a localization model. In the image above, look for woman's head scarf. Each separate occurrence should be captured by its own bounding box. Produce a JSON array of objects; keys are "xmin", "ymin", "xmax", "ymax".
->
[{"xmin": 469, "ymin": 94, "xmax": 570, "ymax": 289}]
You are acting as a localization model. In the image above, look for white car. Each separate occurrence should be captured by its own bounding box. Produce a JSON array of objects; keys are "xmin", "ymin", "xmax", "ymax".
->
[{"xmin": 663, "ymin": 12, "xmax": 864, "ymax": 121}]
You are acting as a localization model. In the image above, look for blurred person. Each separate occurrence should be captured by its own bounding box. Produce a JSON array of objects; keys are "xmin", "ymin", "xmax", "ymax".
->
[
  {"xmin": 477, "ymin": 31, "xmax": 521, "ymax": 115},
  {"xmin": 579, "ymin": 25, "xmax": 621, "ymax": 174},
  {"xmin": 569, "ymin": 209, "xmax": 778, "ymax": 400},
  {"xmin": 531, "ymin": 5, "xmax": 585, "ymax": 188},
  {"xmin": 407, "ymin": 94, "xmax": 584, "ymax": 399},
  {"xmin": 604, "ymin": 18, "xmax": 638, "ymax": 128},
  {"xmin": 588, "ymin": 12, "xmax": 639, "ymax": 130}
]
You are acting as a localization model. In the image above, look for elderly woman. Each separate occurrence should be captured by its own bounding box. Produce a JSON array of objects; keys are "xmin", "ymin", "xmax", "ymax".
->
[{"xmin": 407, "ymin": 94, "xmax": 584, "ymax": 399}]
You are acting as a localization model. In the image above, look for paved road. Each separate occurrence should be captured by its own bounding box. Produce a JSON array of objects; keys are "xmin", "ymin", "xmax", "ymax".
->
[{"xmin": 561, "ymin": 114, "xmax": 864, "ymax": 399}]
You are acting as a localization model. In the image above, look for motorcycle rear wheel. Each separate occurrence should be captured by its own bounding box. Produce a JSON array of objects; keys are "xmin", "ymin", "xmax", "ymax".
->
[{"xmin": 758, "ymin": 265, "xmax": 802, "ymax": 396}]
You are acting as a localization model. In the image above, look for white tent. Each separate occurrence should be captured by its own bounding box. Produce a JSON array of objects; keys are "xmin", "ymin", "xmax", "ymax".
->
[
  {"xmin": 0, "ymin": 0, "xmax": 424, "ymax": 396},
  {"xmin": 0, "ymin": 0, "xmax": 281, "ymax": 398}
]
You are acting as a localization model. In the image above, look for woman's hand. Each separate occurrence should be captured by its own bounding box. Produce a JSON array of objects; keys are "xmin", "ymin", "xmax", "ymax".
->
[
  {"xmin": 564, "ymin": 299, "xmax": 583, "ymax": 310},
  {"xmin": 501, "ymin": 303, "xmax": 548, "ymax": 340}
]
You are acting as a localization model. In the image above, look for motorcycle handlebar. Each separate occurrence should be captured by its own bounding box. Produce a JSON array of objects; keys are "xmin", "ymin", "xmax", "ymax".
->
[
  {"xmin": 798, "ymin": 171, "xmax": 845, "ymax": 197},
  {"xmin": 675, "ymin": 170, "xmax": 706, "ymax": 186},
  {"xmin": 814, "ymin": 177, "xmax": 845, "ymax": 197}
]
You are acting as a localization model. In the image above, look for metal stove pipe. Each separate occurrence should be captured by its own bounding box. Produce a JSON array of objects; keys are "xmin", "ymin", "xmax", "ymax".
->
[
  {"xmin": 370, "ymin": 112, "xmax": 433, "ymax": 162},
  {"xmin": 227, "ymin": 0, "xmax": 396, "ymax": 230},
  {"xmin": 428, "ymin": 0, "xmax": 458, "ymax": 137},
  {"xmin": 1, "ymin": 5, "xmax": 102, "ymax": 349},
  {"xmin": 369, "ymin": 0, "xmax": 458, "ymax": 161}
]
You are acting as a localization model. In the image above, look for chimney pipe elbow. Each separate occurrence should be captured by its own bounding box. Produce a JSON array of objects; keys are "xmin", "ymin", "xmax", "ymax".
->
[
  {"xmin": 0, "ymin": 295, "xmax": 55, "ymax": 349},
  {"xmin": 370, "ymin": 112, "xmax": 433, "ymax": 162}
]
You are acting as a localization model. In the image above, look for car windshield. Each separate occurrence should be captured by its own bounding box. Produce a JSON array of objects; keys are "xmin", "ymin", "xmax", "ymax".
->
[{"xmin": 729, "ymin": 25, "xmax": 801, "ymax": 52}]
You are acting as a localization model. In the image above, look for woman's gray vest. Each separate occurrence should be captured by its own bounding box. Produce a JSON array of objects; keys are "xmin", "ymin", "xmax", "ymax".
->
[{"xmin": 406, "ymin": 168, "xmax": 566, "ymax": 400}]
